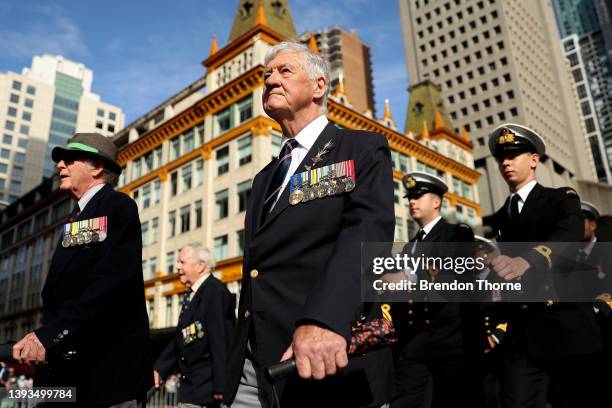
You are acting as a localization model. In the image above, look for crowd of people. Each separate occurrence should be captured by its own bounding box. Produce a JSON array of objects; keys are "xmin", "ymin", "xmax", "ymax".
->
[{"xmin": 1, "ymin": 41, "xmax": 610, "ymax": 408}]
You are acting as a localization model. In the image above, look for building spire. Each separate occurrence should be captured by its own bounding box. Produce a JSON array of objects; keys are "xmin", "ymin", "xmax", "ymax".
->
[
  {"xmin": 255, "ymin": 0, "xmax": 267, "ymax": 26},
  {"xmin": 308, "ymin": 35, "xmax": 319, "ymax": 53},
  {"xmin": 460, "ymin": 126, "xmax": 471, "ymax": 141},
  {"xmin": 208, "ymin": 34, "xmax": 218, "ymax": 57},
  {"xmin": 228, "ymin": 0, "xmax": 297, "ymax": 42},
  {"xmin": 434, "ymin": 110, "xmax": 444, "ymax": 129},
  {"xmin": 383, "ymin": 98, "xmax": 394, "ymax": 121},
  {"xmin": 421, "ymin": 120, "xmax": 430, "ymax": 139}
]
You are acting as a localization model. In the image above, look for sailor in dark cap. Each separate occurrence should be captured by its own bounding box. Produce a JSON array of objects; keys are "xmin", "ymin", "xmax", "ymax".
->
[
  {"xmin": 390, "ymin": 172, "xmax": 484, "ymax": 408},
  {"xmin": 488, "ymin": 123, "xmax": 604, "ymax": 407},
  {"xmin": 12, "ymin": 133, "xmax": 153, "ymax": 407}
]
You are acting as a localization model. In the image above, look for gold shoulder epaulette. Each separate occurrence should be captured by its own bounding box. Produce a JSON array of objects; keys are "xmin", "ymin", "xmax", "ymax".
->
[{"xmin": 532, "ymin": 245, "xmax": 552, "ymax": 270}]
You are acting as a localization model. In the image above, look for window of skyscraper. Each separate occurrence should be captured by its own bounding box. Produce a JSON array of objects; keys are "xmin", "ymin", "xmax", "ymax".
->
[
  {"xmin": 10, "ymin": 94, "xmax": 19, "ymax": 104},
  {"xmin": 97, "ymin": 108, "xmax": 104, "ymax": 117},
  {"xmin": 5, "ymin": 121, "xmax": 15, "ymax": 131},
  {"xmin": 3, "ymin": 135, "xmax": 13, "ymax": 145},
  {"xmin": 14, "ymin": 153, "xmax": 25, "ymax": 164},
  {"xmin": 109, "ymin": 112, "xmax": 116, "ymax": 121},
  {"xmin": 22, "ymin": 112, "xmax": 31, "ymax": 122},
  {"xmin": 12, "ymin": 81, "xmax": 21, "ymax": 91},
  {"xmin": 26, "ymin": 86, "xmax": 35, "ymax": 95},
  {"xmin": 24, "ymin": 98, "xmax": 33, "ymax": 108},
  {"xmin": 10, "ymin": 180, "xmax": 20, "ymax": 193},
  {"xmin": 19, "ymin": 125, "xmax": 29, "ymax": 135},
  {"xmin": 0, "ymin": 149, "xmax": 9, "ymax": 159},
  {"xmin": 7, "ymin": 107, "xmax": 17, "ymax": 117},
  {"xmin": 168, "ymin": 211, "xmax": 176, "ymax": 238}
]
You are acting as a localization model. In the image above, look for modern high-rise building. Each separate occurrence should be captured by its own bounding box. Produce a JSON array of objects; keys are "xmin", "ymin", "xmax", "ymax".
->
[
  {"xmin": 0, "ymin": 0, "xmax": 482, "ymax": 340},
  {"xmin": 298, "ymin": 27, "xmax": 376, "ymax": 115},
  {"xmin": 560, "ymin": 35, "xmax": 611, "ymax": 182},
  {"xmin": 0, "ymin": 55, "xmax": 124, "ymax": 205},
  {"xmin": 398, "ymin": 0, "xmax": 606, "ymax": 224},
  {"xmin": 553, "ymin": 0, "xmax": 612, "ymax": 182}
]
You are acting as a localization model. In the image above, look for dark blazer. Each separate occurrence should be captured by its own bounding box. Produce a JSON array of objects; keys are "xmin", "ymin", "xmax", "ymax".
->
[
  {"xmin": 491, "ymin": 183, "xmax": 603, "ymax": 357},
  {"xmin": 35, "ymin": 184, "xmax": 152, "ymax": 407},
  {"xmin": 225, "ymin": 122, "xmax": 395, "ymax": 407},
  {"xmin": 155, "ymin": 275, "xmax": 234, "ymax": 405},
  {"xmin": 392, "ymin": 218, "xmax": 482, "ymax": 358}
]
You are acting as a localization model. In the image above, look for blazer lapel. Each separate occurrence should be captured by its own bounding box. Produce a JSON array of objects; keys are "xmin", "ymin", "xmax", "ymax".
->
[
  {"xmin": 250, "ymin": 161, "xmax": 277, "ymax": 233},
  {"xmin": 181, "ymin": 275, "xmax": 212, "ymax": 326},
  {"xmin": 423, "ymin": 218, "xmax": 446, "ymax": 242},
  {"xmin": 256, "ymin": 122, "xmax": 338, "ymax": 235}
]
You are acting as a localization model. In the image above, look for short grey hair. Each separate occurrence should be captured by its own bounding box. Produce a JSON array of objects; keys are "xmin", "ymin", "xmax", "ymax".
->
[
  {"xmin": 264, "ymin": 41, "xmax": 331, "ymax": 107},
  {"xmin": 83, "ymin": 158, "xmax": 119, "ymax": 187},
  {"xmin": 182, "ymin": 242, "xmax": 216, "ymax": 273}
]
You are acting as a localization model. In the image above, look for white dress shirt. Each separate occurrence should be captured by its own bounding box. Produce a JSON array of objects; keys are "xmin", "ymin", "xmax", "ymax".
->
[
  {"xmin": 271, "ymin": 114, "xmax": 329, "ymax": 209},
  {"xmin": 77, "ymin": 183, "xmax": 106, "ymax": 212},
  {"xmin": 419, "ymin": 215, "xmax": 442, "ymax": 240},
  {"xmin": 507, "ymin": 179, "xmax": 537, "ymax": 216}
]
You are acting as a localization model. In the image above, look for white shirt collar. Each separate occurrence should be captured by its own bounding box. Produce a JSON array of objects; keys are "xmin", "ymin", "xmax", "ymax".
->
[
  {"xmin": 421, "ymin": 215, "xmax": 442, "ymax": 237},
  {"xmin": 77, "ymin": 183, "xmax": 106, "ymax": 212},
  {"xmin": 583, "ymin": 236, "xmax": 597, "ymax": 257},
  {"xmin": 281, "ymin": 114, "xmax": 328, "ymax": 152},
  {"xmin": 189, "ymin": 273, "xmax": 211, "ymax": 299},
  {"xmin": 511, "ymin": 179, "xmax": 537, "ymax": 204}
]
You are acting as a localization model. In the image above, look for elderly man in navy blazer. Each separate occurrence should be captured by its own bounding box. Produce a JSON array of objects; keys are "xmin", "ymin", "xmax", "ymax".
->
[
  {"xmin": 224, "ymin": 41, "xmax": 395, "ymax": 408},
  {"xmin": 12, "ymin": 133, "xmax": 152, "ymax": 407},
  {"xmin": 154, "ymin": 243, "xmax": 234, "ymax": 407}
]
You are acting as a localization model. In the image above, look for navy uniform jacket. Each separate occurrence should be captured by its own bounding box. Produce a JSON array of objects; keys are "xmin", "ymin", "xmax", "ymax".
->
[
  {"xmin": 492, "ymin": 183, "xmax": 603, "ymax": 357},
  {"xmin": 155, "ymin": 275, "xmax": 235, "ymax": 405},
  {"xmin": 35, "ymin": 184, "xmax": 152, "ymax": 407},
  {"xmin": 225, "ymin": 123, "xmax": 395, "ymax": 407},
  {"xmin": 392, "ymin": 218, "xmax": 482, "ymax": 358}
]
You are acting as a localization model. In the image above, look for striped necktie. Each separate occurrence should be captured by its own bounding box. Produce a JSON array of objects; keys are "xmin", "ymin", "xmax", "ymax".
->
[
  {"xmin": 262, "ymin": 138, "xmax": 299, "ymax": 219},
  {"xmin": 68, "ymin": 206, "xmax": 81, "ymax": 222},
  {"xmin": 180, "ymin": 288, "xmax": 193, "ymax": 316}
]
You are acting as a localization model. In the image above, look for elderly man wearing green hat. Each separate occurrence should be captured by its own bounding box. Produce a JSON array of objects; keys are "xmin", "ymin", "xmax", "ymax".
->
[
  {"xmin": 12, "ymin": 133, "xmax": 153, "ymax": 407},
  {"xmin": 487, "ymin": 123, "xmax": 604, "ymax": 408}
]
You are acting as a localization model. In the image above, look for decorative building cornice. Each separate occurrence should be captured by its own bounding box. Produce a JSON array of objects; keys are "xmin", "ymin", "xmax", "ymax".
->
[
  {"xmin": 117, "ymin": 65, "xmax": 265, "ymax": 166},
  {"xmin": 119, "ymin": 116, "xmax": 275, "ymax": 194},
  {"xmin": 327, "ymin": 100, "xmax": 480, "ymax": 184}
]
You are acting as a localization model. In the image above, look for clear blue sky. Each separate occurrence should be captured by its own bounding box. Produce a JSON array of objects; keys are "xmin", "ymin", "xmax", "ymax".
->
[{"xmin": 0, "ymin": 0, "xmax": 409, "ymax": 129}]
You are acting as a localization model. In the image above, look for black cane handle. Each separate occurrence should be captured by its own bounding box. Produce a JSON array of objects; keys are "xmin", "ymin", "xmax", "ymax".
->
[
  {"xmin": 266, "ymin": 359, "xmax": 296, "ymax": 382},
  {"xmin": 0, "ymin": 342, "xmax": 15, "ymax": 363}
]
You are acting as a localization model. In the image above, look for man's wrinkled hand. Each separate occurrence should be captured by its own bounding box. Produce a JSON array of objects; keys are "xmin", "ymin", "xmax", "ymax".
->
[
  {"xmin": 491, "ymin": 255, "xmax": 529, "ymax": 281},
  {"xmin": 12, "ymin": 332, "xmax": 46, "ymax": 365},
  {"xmin": 153, "ymin": 370, "xmax": 163, "ymax": 388},
  {"xmin": 280, "ymin": 324, "xmax": 348, "ymax": 380}
]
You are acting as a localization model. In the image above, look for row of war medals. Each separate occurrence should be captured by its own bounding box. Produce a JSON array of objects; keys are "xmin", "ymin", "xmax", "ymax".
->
[
  {"xmin": 62, "ymin": 217, "xmax": 106, "ymax": 248},
  {"xmin": 289, "ymin": 162, "xmax": 355, "ymax": 205}
]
